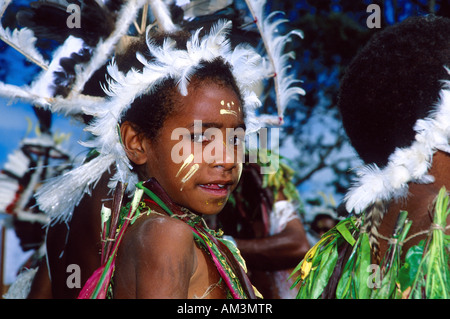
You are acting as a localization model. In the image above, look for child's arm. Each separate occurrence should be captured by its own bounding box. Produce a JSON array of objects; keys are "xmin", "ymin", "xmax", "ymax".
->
[{"xmin": 115, "ymin": 215, "xmax": 197, "ymax": 298}]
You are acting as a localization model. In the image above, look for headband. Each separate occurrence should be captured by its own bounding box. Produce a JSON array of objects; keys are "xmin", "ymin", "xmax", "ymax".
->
[{"xmin": 345, "ymin": 73, "xmax": 450, "ymax": 215}]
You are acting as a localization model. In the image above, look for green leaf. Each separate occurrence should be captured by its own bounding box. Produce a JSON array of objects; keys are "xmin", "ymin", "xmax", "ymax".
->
[
  {"xmin": 310, "ymin": 244, "xmax": 339, "ymax": 298},
  {"xmin": 336, "ymin": 221, "xmax": 356, "ymax": 246},
  {"xmin": 356, "ymin": 233, "xmax": 372, "ymax": 298},
  {"xmin": 336, "ymin": 244, "xmax": 358, "ymax": 299}
]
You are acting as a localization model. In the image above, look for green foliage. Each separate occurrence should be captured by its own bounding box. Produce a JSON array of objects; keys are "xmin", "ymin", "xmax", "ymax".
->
[
  {"xmin": 370, "ymin": 211, "xmax": 412, "ymax": 299},
  {"xmin": 293, "ymin": 187, "xmax": 450, "ymax": 299},
  {"xmin": 335, "ymin": 231, "xmax": 371, "ymax": 298},
  {"xmin": 291, "ymin": 217, "xmax": 358, "ymax": 298},
  {"xmin": 402, "ymin": 188, "xmax": 450, "ymax": 299}
]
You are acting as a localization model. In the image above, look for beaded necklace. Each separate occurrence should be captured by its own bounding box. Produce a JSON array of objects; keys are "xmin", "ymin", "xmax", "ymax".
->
[{"xmin": 135, "ymin": 180, "xmax": 257, "ymax": 299}]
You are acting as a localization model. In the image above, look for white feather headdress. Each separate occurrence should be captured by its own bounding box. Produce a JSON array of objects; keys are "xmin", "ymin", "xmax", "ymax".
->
[
  {"xmin": 0, "ymin": 0, "xmax": 304, "ymax": 224},
  {"xmin": 344, "ymin": 74, "xmax": 450, "ymax": 215},
  {"xmin": 245, "ymin": 0, "xmax": 305, "ymax": 124},
  {"xmin": 36, "ymin": 20, "xmax": 267, "ymax": 224}
]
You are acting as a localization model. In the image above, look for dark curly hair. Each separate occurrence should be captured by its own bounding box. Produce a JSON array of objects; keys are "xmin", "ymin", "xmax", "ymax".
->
[
  {"xmin": 115, "ymin": 29, "xmax": 244, "ymax": 145},
  {"xmin": 338, "ymin": 15, "xmax": 450, "ymax": 167}
]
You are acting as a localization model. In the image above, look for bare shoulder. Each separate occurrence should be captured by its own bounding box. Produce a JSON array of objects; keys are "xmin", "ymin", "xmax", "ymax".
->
[
  {"xmin": 125, "ymin": 212, "xmax": 195, "ymax": 257},
  {"xmin": 114, "ymin": 212, "xmax": 197, "ymax": 298}
]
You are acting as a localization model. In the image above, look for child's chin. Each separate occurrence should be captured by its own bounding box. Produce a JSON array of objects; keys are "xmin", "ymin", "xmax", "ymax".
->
[{"xmin": 195, "ymin": 203, "xmax": 227, "ymax": 216}]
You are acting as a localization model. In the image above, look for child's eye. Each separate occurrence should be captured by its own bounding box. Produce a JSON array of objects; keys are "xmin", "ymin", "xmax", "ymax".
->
[
  {"xmin": 191, "ymin": 133, "xmax": 209, "ymax": 143},
  {"xmin": 228, "ymin": 135, "xmax": 244, "ymax": 146}
]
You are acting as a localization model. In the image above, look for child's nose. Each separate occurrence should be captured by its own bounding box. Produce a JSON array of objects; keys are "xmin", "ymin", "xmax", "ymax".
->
[{"xmin": 209, "ymin": 140, "xmax": 238, "ymax": 171}]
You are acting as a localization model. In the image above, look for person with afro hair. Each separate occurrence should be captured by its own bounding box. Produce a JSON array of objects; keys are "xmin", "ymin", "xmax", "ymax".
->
[{"xmin": 292, "ymin": 15, "xmax": 450, "ymax": 299}]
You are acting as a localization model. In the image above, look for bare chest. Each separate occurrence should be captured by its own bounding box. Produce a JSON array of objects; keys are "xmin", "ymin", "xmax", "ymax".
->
[{"xmin": 188, "ymin": 246, "xmax": 227, "ymax": 299}]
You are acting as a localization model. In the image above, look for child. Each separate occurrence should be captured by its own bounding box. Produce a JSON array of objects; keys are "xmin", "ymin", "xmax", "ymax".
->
[
  {"xmin": 111, "ymin": 69, "xmax": 249, "ymax": 298},
  {"xmin": 37, "ymin": 22, "xmax": 264, "ymax": 299}
]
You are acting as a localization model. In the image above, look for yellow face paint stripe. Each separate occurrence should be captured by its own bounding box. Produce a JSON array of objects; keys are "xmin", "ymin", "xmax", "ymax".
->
[
  {"xmin": 220, "ymin": 109, "xmax": 237, "ymax": 116},
  {"xmin": 179, "ymin": 163, "xmax": 199, "ymax": 191},
  {"xmin": 176, "ymin": 154, "xmax": 194, "ymax": 178}
]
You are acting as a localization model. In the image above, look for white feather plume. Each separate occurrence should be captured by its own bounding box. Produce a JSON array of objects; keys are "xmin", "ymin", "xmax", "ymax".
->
[
  {"xmin": 71, "ymin": 0, "xmax": 148, "ymax": 95},
  {"xmin": 50, "ymin": 94, "xmax": 103, "ymax": 116},
  {"xmin": 0, "ymin": 82, "xmax": 50, "ymax": 108},
  {"xmin": 0, "ymin": 80, "xmax": 100, "ymax": 117},
  {"xmin": 149, "ymin": 0, "xmax": 178, "ymax": 32},
  {"xmin": 345, "ymin": 78, "xmax": 450, "ymax": 214},
  {"xmin": 29, "ymin": 36, "xmax": 85, "ymax": 99},
  {"xmin": 3, "ymin": 149, "xmax": 30, "ymax": 178},
  {"xmin": 0, "ymin": 27, "xmax": 48, "ymax": 70},
  {"xmin": 244, "ymin": 0, "xmax": 305, "ymax": 124},
  {"xmin": 35, "ymin": 154, "xmax": 116, "ymax": 224},
  {"xmin": 0, "ymin": 175, "xmax": 20, "ymax": 214}
]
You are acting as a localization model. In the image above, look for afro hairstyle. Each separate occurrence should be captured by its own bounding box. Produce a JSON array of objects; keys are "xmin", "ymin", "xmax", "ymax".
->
[{"xmin": 338, "ymin": 15, "xmax": 450, "ymax": 167}]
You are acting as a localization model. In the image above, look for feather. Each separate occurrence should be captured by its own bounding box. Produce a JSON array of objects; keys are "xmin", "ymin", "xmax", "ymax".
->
[
  {"xmin": 0, "ymin": 27, "xmax": 48, "ymax": 70},
  {"xmin": 2, "ymin": 268, "xmax": 38, "ymax": 299},
  {"xmin": 0, "ymin": 82, "xmax": 50, "ymax": 108},
  {"xmin": 244, "ymin": 0, "xmax": 305, "ymax": 122},
  {"xmin": 36, "ymin": 18, "xmax": 266, "ymax": 222},
  {"xmin": 104, "ymin": 0, "xmax": 125, "ymax": 12},
  {"xmin": 0, "ymin": 81, "xmax": 97, "ymax": 118},
  {"xmin": 229, "ymin": 43, "xmax": 266, "ymax": 89},
  {"xmin": 0, "ymin": 175, "xmax": 20, "ymax": 213},
  {"xmin": 71, "ymin": 0, "xmax": 148, "ymax": 94},
  {"xmin": 29, "ymin": 36, "xmax": 86, "ymax": 99},
  {"xmin": 149, "ymin": 0, "xmax": 178, "ymax": 32},
  {"xmin": 17, "ymin": 0, "xmax": 116, "ymax": 46},
  {"xmin": 35, "ymin": 154, "xmax": 115, "ymax": 224},
  {"xmin": 51, "ymin": 94, "xmax": 103, "ymax": 116},
  {"xmin": 345, "ymin": 84, "xmax": 450, "ymax": 215},
  {"xmin": 3, "ymin": 149, "xmax": 30, "ymax": 178},
  {"xmin": 0, "ymin": 0, "xmax": 12, "ymax": 20}
]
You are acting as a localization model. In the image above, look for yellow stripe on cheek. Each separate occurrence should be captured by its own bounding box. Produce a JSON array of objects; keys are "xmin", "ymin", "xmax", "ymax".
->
[
  {"xmin": 176, "ymin": 154, "xmax": 194, "ymax": 177},
  {"xmin": 179, "ymin": 163, "xmax": 199, "ymax": 191}
]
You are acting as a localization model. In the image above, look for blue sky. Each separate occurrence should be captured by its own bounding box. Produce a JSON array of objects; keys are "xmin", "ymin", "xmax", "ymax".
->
[
  {"xmin": 0, "ymin": 99, "xmax": 88, "ymax": 168},
  {"xmin": 0, "ymin": 40, "xmax": 89, "ymax": 168}
]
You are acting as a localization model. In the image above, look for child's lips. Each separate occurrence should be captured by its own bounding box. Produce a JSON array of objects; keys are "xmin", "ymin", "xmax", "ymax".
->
[{"xmin": 198, "ymin": 183, "xmax": 231, "ymax": 197}]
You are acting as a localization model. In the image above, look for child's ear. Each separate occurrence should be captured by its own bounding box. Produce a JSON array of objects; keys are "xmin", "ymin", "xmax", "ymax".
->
[{"xmin": 120, "ymin": 121, "xmax": 148, "ymax": 165}]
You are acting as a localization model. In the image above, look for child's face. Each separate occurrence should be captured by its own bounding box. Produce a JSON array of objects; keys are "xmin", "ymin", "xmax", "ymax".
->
[{"xmin": 143, "ymin": 81, "xmax": 245, "ymax": 216}]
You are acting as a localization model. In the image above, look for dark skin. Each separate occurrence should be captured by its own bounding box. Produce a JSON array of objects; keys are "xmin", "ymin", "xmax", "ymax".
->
[
  {"xmin": 206, "ymin": 173, "xmax": 310, "ymax": 299},
  {"xmin": 320, "ymin": 150, "xmax": 450, "ymax": 299},
  {"xmin": 29, "ymin": 80, "xmax": 241, "ymax": 299},
  {"xmin": 236, "ymin": 219, "xmax": 308, "ymax": 271},
  {"xmin": 27, "ymin": 257, "xmax": 52, "ymax": 299},
  {"xmin": 31, "ymin": 180, "xmax": 308, "ymax": 299},
  {"xmin": 113, "ymin": 208, "xmax": 227, "ymax": 298},
  {"xmin": 377, "ymin": 150, "xmax": 450, "ymax": 259}
]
